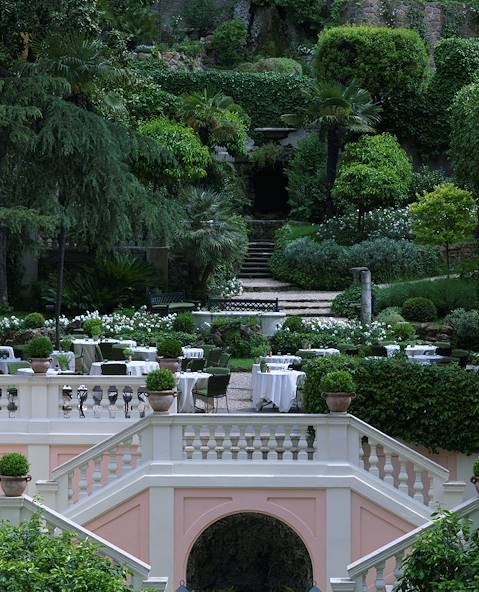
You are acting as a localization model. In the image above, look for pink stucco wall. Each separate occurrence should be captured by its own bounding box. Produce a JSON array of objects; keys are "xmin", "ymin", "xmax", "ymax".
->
[
  {"xmin": 174, "ymin": 488, "xmax": 327, "ymax": 589},
  {"xmin": 85, "ymin": 490, "xmax": 150, "ymax": 562},
  {"xmin": 49, "ymin": 445, "xmax": 89, "ymax": 476}
]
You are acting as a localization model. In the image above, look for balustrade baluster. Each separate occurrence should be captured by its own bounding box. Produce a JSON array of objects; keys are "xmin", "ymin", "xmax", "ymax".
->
[
  {"xmin": 274, "ymin": 428, "xmax": 285, "ymax": 461},
  {"xmin": 398, "ymin": 460, "xmax": 409, "ymax": 494},
  {"xmin": 245, "ymin": 427, "xmax": 255, "ymax": 460},
  {"xmin": 230, "ymin": 428, "xmax": 240, "ymax": 460},
  {"xmin": 290, "ymin": 427, "xmax": 301, "ymax": 461},
  {"xmin": 306, "ymin": 426, "xmax": 316, "ymax": 461},
  {"xmin": 184, "ymin": 427, "xmax": 195, "ymax": 460},
  {"xmin": 67, "ymin": 472, "xmax": 74, "ymax": 504},
  {"xmin": 369, "ymin": 440, "xmax": 380, "ymax": 478},
  {"xmin": 383, "ymin": 451, "xmax": 394, "ymax": 486},
  {"xmin": 108, "ymin": 447, "xmax": 118, "ymax": 483},
  {"xmin": 123, "ymin": 438, "xmax": 132, "ymax": 473},
  {"xmin": 413, "ymin": 467, "xmax": 424, "ymax": 503},
  {"xmin": 260, "ymin": 429, "xmax": 271, "ymax": 460},
  {"xmin": 356, "ymin": 573, "xmax": 368, "ymax": 592},
  {"xmin": 199, "ymin": 426, "xmax": 211, "ymax": 460},
  {"xmin": 394, "ymin": 550, "xmax": 405, "ymax": 584},
  {"xmin": 214, "ymin": 427, "xmax": 225, "ymax": 460},
  {"xmin": 92, "ymin": 457, "xmax": 102, "ymax": 492},
  {"xmin": 135, "ymin": 433, "xmax": 143, "ymax": 464},
  {"xmin": 79, "ymin": 463, "xmax": 89, "ymax": 499},
  {"xmin": 359, "ymin": 436, "xmax": 365, "ymax": 469},
  {"xmin": 375, "ymin": 562, "xmax": 386, "ymax": 591}
]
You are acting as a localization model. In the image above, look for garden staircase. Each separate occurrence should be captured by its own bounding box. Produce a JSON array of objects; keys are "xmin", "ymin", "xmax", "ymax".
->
[{"xmin": 239, "ymin": 240, "xmax": 275, "ymax": 278}]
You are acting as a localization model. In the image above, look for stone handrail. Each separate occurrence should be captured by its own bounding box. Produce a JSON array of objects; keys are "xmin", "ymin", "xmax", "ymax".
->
[
  {"xmin": 330, "ymin": 497, "xmax": 479, "ymax": 592},
  {"xmin": 48, "ymin": 413, "xmax": 451, "ymax": 512},
  {"xmin": 0, "ymin": 495, "xmax": 167, "ymax": 590},
  {"xmin": 0, "ymin": 374, "xmax": 151, "ymax": 421}
]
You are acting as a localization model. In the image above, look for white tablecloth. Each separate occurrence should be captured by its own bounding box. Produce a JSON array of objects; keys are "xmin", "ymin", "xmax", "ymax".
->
[
  {"xmin": 176, "ymin": 371, "xmax": 211, "ymax": 413},
  {"xmin": 406, "ymin": 345, "xmax": 437, "ymax": 357},
  {"xmin": 90, "ymin": 361, "xmax": 159, "ymax": 376},
  {"xmin": 297, "ymin": 348, "xmax": 340, "ymax": 357},
  {"xmin": 251, "ymin": 363, "xmax": 289, "ymax": 393},
  {"xmin": 385, "ymin": 344, "xmax": 401, "ymax": 357},
  {"xmin": 408, "ymin": 354, "xmax": 446, "ymax": 365},
  {"xmin": 17, "ymin": 368, "xmax": 58, "ymax": 375},
  {"xmin": 130, "ymin": 346, "xmax": 157, "ymax": 361},
  {"xmin": 0, "ymin": 346, "xmax": 16, "ymax": 374},
  {"xmin": 260, "ymin": 355, "xmax": 301, "ymax": 365},
  {"xmin": 182, "ymin": 347, "xmax": 204, "ymax": 359},
  {"xmin": 252, "ymin": 370, "xmax": 305, "ymax": 413},
  {"xmin": 72, "ymin": 338, "xmax": 137, "ymax": 351},
  {"xmin": 50, "ymin": 350, "xmax": 76, "ymax": 371}
]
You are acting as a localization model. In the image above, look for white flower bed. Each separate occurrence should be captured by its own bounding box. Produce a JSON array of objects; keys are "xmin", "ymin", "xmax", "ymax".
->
[{"xmin": 287, "ymin": 316, "xmax": 393, "ymax": 345}]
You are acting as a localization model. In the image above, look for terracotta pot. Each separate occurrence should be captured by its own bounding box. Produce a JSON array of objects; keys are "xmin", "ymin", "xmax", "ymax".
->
[
  {"xmin": 30, "ymin": 358, "xmax": 51, "ymax": 374},
  {"xmin": 158, "ymin": 357, "xmax": 179, "ymax": 373},
  {"xmin": 322, "ymin": 391, "xmax": 356, "ymax": 413},
  {"xmin": 147, "ymin": 389, "xmax": 177, "ymax": 414},
  {"xmin": 470, "ymin": 475, "xmax": 479, "ymax": 495},
  {"xmin": 0, "ymin": 474, "xmax": 31, "ymax": 496}
]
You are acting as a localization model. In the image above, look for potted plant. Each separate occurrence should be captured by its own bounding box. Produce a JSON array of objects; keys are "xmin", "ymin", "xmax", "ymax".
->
[
  {"xmin": 157, "ymin": 338, "xmax": 182, "ymax": 373},
  {"xmin": 26, "ymin": 336, "xmax": 53, "ymax": 374},
  {"xmin": 60, "ymin": 337, "xmax": 73, "ymax": 351},
  {"xmin": 0, "ymin": 452, "xmax": 31, "ymax": 496},
  {"xmin": 320, "ymin": 370, "xmax": 356, "ymax": 413},
  {"xmin": 470, "ymin": 458, "xmax": 479, "ymax": 494},
  {"xmin": 123, "ymin": 347, "xmax": 134, "ymax": 362},
  {"xmin": 145, "ymin": 368, "xmax": 177, "ymax": 413},
  {"xmin": 57, "ymin": 352, "xmax": 71, "ymax": 372},
  {"xmin": 83, "ymin": 318, "xmax": 103, "ymax": 338}
]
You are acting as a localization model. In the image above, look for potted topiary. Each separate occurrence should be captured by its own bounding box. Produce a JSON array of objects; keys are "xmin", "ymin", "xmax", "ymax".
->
[
  {"xmin": 145, "ymin": 368, "xmax": 177, "ymax": 413},
  {"xmin": 470, "ymin": 458, "xmax": 479, "ymax": 495},
  {"xmin": 157, "ymin": 338, "xmax": 182, "ymax": 373},
  {"xmin": 26, "ymin": 336, "xmax": 53, "ymax": 374},
  {"xmin": 320, "ymin": 370, "xmax": 356, "ymax": 413},
  {"xmin": 57, "ymin": 352, "xmax": 72, "ymax": 372},
  {"xmin": 0, "ymin": 452, "xmax": 31, "ymax": 496}
]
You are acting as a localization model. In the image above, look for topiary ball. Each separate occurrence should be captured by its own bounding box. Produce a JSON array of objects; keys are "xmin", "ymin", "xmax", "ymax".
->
[
  {"xmin": 23, "ymin": 312, "xmax": 45, "ymax": 329},
  {"xmin": 402, "ymin": 297, "xmax": 438, "ymax": 322}
]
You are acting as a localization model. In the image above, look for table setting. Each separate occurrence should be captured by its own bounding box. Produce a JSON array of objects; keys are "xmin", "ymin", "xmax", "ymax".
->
[
  {"xmin": 175, "ymin": 370, "xmax": 211, "ymax": 412},
  {"xmin": 252, "ymin": 368, "xmax": 306, "ymax": 413},
  {"xmin": 90, "ymin": 360, "xmax": 159, "ymax": 376},
  {"xmin": 181, "ymin": 347, "xmax": 204, "ymax": 359},
  {"xmin": 260, "ymin": 354, "xmax": 301, "ymax": 365}
]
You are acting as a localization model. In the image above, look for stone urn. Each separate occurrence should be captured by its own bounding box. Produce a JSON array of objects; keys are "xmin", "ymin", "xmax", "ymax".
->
[
  {"xmin": 147, "ymin": 389, "xmax": 177, "ymax": 414},
  {"xmin": 0, "ymin": 474, "xmax": 31, "ymax": 496},
  {"xmin": 158, "ymin": 357, "xmax": 179, "ymax": 373},
  {"xmin": 322, "ymin": 391, "xmax": 356, "ymax": 413},
  {"xmin": 30, "ymin": 358, "xmax": 51, "ymax": 374},
  {"xmin": 470, "ymin": 475, "xmax": 479, "ymax": 495}
]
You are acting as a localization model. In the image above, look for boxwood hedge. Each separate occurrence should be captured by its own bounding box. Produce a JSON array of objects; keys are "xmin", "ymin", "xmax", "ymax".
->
[
  {"xmin": 304, "ymin": 356, "xmax": 479, "ymax": 453},
  {"xmin": 132, "ymin": 62, "xmax": 313, "ymax": 129}
]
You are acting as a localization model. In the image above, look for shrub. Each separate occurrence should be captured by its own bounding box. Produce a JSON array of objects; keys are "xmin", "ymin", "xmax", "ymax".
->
[
  {"xmin": 402, "ymin": 297, "xmax": 438, "ymax": 322},
  {"xmin": 447, "ymin": 309, "xmax": 479, "ymax": 351},
  {"xmin": 133, "ymin": 62, "xmax": 312, "ymax": 129},
  {"xmin": 173, "ymin": 312, "xmax": 195, "ymax": 334},
  {"xmin": 139, "ymin": 117, "xmax": 209, "ymax": 182},
  {"xmin": 320, "ymin": 369, "xmax": 355, "ymax": 393},
  {"xmin": 451, "ymin": 81, "xmax": 479, "ymax": 195},
  {"xmin": 209, "ymin": 19, "xmax": 248, "ymax": 67},
  {"xmin": 83, "ymin": 318, "xmax": 103, "ymax": 337},
  {"xmin": 304, "ymin": 356, "xmax": 479, "ymax": 452},
  {"xmin": 23, "ymin": 312, "xmax": 45, "ymax": 329},
  {"xmin": 238, "ymin": 57, "xmax": 303, "ymax": 74},
  {"xmin": 157, "ymin": 338, "xmax": 182, "ymax": 358},
  {"xmin": 145, "ymin": 367, "xmax": 176, "ymax": 391},
  {"xmin": 474, "ymin": 457, "xmax": 479, "ymax": 476},
  {"xmin": 411, "ymin": 165, "xmax": 449, "ymax": 200},
  {"xmin": 392, "ymin": 322, "xmax": 416, "ymax": 341},
  {"xmin": 376, "ymin": 307, "xmax": 405, "ymax": 326},
  {"xmin": 314, "ymin": 26, "xmax": 428, "ymax": 138},
  {"xmin": 208, "ymin": 317, "xmax": 269, "ymax": 357},
  {"xmin": 183, "ymin": 0, "xmax": 219, "ymax": 36},
  {"xmin": 376, "ymin": 279, "xmax": 479, "ymax": 317},
  {"xmin": 331, "ymin": 285, "xmax": 362, "ymax": 319},
  {"xmin": 0, "ymin": 452, "xmax": 30, "ymax": 476},
  {"xmin": 272, "ymin": 236, "xmax": 442, "ymax": 290},
  {"xmin": 26, "ymin": 336, "xmax": 53, "ymax": 359},
  {"xmin": 333, "ymin": 133, "xmax": 412, "ymax": 229},
  {"xmin": 285, "ymin": 132, "xmax": 327, "ymax": 221},
  {"xmin": 282, "ymin": 316, "xmax": 305, "ymax": 332}
]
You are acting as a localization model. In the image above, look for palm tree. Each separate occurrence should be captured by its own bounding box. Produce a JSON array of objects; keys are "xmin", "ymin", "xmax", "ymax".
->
[
  {"xmin": 174, "ymin": 187, "xmax": 248, "ymax": 298},
  {"xmin": 282, "ymin": 80, "xmax": 381, "ymax": 203}
]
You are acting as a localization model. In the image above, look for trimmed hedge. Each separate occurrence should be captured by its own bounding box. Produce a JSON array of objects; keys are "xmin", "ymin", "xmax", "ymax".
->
[
  {"xmin": 451, "ymin": 81, "xmax": 479, "ymax": 194},
  {"xmin": 270, "ymin": 234, "xmax": 442, "ymax": 290},
  {"xmin": 303, "ymin": 356, "xmax": 479, "ymax": 453},
  {"xmin": 132, "ymin": 62, "xmax": 313, "ymax": 129},
  {"xmin": 314, "ymin": 26, "xmax": 428, "ymax": 138}
]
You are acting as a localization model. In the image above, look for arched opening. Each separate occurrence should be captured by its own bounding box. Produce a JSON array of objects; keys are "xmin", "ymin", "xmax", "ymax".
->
[
  {"xmin": 186, "ymin": 512, "xmax": 314, "ymax": 592},
  {"xmin": 252, "ymin": 164, "xmax": 290, "ymax": 217}
]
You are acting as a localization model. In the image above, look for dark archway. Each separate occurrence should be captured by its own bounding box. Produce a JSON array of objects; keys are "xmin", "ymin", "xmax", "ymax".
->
[
  {"xmin": 252, "ymin": 164, "xmax": 290, "ymax": 217},
  {"xmin": 186, "ymin": 512, "xmax": 314, "ymax": 592}
]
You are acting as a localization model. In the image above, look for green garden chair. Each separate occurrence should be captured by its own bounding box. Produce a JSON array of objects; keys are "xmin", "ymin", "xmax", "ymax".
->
[
  {"xmin": 218, "ymin": 352, "xmax": 231, "ymax": 368},
  {"xmin": 187, "ymin": 358, "xmax": 206, "ymax": 372},
  {"xmin": 193, "ymin": 373, "xmax": 231, "ymax": 413},
  {"xmin": 204, "ymin": 366, "xmax": 230, "ymax": 375},
  {"xmin": 101, "ymin": 363, "xmax": 127, "ymax": 375},
  {"xmin": 206, "ymin": 348, "xmax": 222, "ymax": 367}
]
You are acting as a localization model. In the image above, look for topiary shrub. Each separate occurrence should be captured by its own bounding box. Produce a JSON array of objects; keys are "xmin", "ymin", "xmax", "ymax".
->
[
  {"xmin": 26, "ymin": 336, "xmax": 53, "ymax": 359},
  {"xmin": 282, "ymin": 316, "xmax": 305, "ymax": 332},
  {"xmin": 209, "ymin": 19, "xmax": 248, "ymax": 67},
  {"xmin": 173, "ymin": 312, "xmax": 195, "ymax": 334},
  {"xmin": 237, "ymin": 57, "xmax": 303, "ymax": 74},
  {"xmin": 23, "ymin": 313, "xmax": 45, "ymax": 329},
  {"xmin": 0, "ymin": 452, "xmax": 30, "ymax": 476},
  {"xmin": 314, "ymin": 25, "xmax": 428, "ymax": 138},
  {"xmin": 376, "ymin": 307, "xmax": 405, "ymax": 326},
  {"xmin": 402, "ymin": 297, "xmax": 438, "ymax": 322},
  {"xmin": 320, "ymin": 369, "xmax": 355, "ymax": 393},
  {"xmin": 145, "ymin": 367, "xmax": 176, "ymax": 391},
  {"xmin": 158, "ymin": 338, "xmax": 182, "ymax": 359}
]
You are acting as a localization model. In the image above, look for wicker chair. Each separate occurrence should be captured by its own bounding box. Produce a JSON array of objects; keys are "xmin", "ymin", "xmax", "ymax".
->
[
  {"xmin": 194, "ymin": 373, "xmax": 231, "ymax": 413},
  {"xmin": 101, "ymin": 363, "xmax": 127, "ymax": 375}
]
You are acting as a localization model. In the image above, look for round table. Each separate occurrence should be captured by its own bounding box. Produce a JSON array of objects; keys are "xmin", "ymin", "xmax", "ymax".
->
[
  {"xmin": 182, "ymin": 347, "xmax": 204, "ymax": 359},
  {"xmin": 90, "ymin": 361, "xmax": 158, "ymax": 376},
  {"xmin": 260, "ymin": 355, "xmax": 301, "ymax": 365},
  {"xmin": 252, "ymin": 370, "xmax": 306, "ymax": 413},
  {"xmin": 251, "ymin": 363, "xmax": 289, "ymax": 393},
  {"xmin": 384, "ymin": 344, "xmax": 401, "ymax": 357},
  {"xmin": 176, "ymin": 371, "xmax": 211, "ymax": 413},
  {"xmin": 297, "ymin": 348, "xmax": 340, "ymax": 357},
  {"xmin": 72, "ymin": 338, "xmax": 138, "ymax": 373},
  {"xmin": 130, "ymin": 346, "xmax": 157, "ymax": 362}
]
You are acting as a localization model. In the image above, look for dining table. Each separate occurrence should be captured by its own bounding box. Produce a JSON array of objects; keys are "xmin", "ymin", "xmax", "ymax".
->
[
  {"xmin": 90, "ymin": 360, "xmax": 159, "ymax": 376},
  {"xmin": 176, "ymin": 371, "xmax": 211, "ymax": 413},
  {"xmin": 72, "ymin": 338, "xmax": 138, "ymax": 372},
  {"xmin": 296, "ymin": 348, "xmax": 340, "ymax": 357},
  {"xmin": 0, "ymin": 346, "xmax": 18, "ymax": 374},
  {"xmin": 130, "ymin": 346, "xmax": 158, "ymax": 362},
  {"xmin": 252, "ymin": 369, "xmax": 306, "ymax": 413},
  {"xmin": 182, "ymin": 347, "xmax": 204, "ymax": 359},
  {"xmin": 260, "ymin": 354, "xmax": 302, "ymax": 365},
  {"xmin": 405, "ymin": 345, "xmax": 437, "ymax": 357}
]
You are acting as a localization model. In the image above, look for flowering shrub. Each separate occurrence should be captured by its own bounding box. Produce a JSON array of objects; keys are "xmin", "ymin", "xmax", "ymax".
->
[{"xmin": 62, "ymin": 308, "xmax": 176, "ymax": 336}]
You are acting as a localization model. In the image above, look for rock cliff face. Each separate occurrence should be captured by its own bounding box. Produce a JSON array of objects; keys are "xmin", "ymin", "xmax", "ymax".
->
[{"xmin": 156, "ymin": 0, "xmax": 479, "ymax": 50}]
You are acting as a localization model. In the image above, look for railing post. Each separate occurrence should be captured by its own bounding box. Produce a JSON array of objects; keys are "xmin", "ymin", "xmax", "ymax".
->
[
  {"xmin": 35, "ymin": 480, "xmax": 59, "ymax": 509},
  {"xmin": 316, "ymin": 415, "xmax": 358, "ymax": 465},
  {"xmin": 439, "ymin": 481, "xmax": 466, "ymax": 509},
  {"xmin": 149, "ymin": 416, "xmax": 183, "ymax": 461},
  {"xmin": 330, "ymin": 578, "xmax": 356, "ymax": 592},
  {"xmin": 141, "ymin": 577, "xmax": 168, "ymax": 590}
]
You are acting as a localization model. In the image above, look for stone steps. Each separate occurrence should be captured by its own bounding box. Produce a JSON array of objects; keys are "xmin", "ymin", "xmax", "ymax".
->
[{"xmin": 239, "ymin": 240, "xmax": 275, "ymax": 278}]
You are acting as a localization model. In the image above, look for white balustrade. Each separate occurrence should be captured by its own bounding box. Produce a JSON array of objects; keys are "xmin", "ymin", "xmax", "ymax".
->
[
  {"xmin": 330, "ymin": 498, "xmax": 479, "ymax": 592},
  {"xmin": 0, "ymin": 375, "xmax": 152, "ymax": 421},
  {"xmin": 0, "ymin": 495, "xmax": 165, "ymax": 590}
]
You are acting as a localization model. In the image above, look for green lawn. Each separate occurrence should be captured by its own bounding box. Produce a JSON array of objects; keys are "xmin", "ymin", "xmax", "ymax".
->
[{"xmin": 229, "ymin": 358, "xmax": 254, "ymax": 372}]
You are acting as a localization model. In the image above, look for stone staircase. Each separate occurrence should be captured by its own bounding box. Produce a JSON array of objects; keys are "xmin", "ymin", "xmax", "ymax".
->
[
  {"xmin": 236, "ymin": 278, "xmax": 340, "ymax": 317},
  {"xmin": 239, "ymin": 241, "xmax": 275, "ymax": 278}
]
